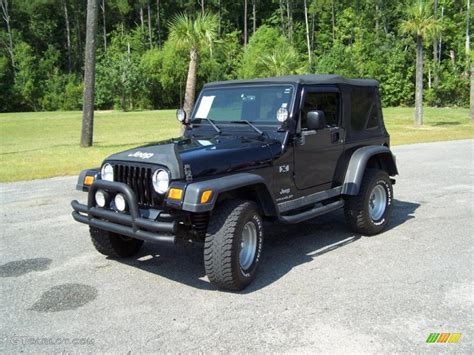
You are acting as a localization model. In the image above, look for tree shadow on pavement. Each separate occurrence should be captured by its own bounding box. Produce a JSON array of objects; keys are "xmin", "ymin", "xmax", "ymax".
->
[{"xmin": 116, "ymin": 199, "xmax": 419, "ymax": 292}]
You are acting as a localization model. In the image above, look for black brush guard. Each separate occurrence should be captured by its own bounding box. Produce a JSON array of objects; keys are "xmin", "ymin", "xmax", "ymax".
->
[{"xmin": 71, "ymin": 180, "xmax": 176, "ymax": 245}]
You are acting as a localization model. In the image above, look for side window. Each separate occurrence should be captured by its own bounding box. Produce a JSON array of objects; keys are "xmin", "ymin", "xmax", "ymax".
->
[
  {"xmin": 351, "ymin": 87, "xmax": 377, "ymax": 131},
  {"xmin": 301, "ymin": 92, "xmax": 339, "ymax": 129}
]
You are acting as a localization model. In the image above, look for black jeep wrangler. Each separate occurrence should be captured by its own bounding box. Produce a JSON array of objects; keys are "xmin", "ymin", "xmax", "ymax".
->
[{"xmin": 72, "ymin": 75, "xmax": 398, "ymax": 290}]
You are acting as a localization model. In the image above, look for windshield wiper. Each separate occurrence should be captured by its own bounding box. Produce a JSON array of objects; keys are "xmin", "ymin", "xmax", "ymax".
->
[
  {"xmin": 194, "ymin": 118, "xmax": 221, "ymax": 133},
  {"xmin": 229, "ymin": 120, "xmax": 264, "ymax": 136}
]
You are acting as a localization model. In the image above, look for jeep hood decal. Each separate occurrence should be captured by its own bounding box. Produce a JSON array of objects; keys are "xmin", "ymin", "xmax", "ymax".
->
[
  {"xmin": 104, "ymin": 140, "xmax": 184, "ymax": 179},
  {"xmin": 104, "ymin": 135, "xmax": 283, "ymax": 180}
]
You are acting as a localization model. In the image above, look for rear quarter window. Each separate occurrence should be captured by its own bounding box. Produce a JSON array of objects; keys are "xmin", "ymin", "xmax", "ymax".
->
[{"xmin": 351, "ymin": 87, "xmax": 377, "ymax": 131}]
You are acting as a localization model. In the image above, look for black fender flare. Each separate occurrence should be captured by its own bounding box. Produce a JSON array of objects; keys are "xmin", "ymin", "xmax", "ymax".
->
[
  {"xmin": 181, "ymin": 173, "xmax": 277, "ymax": 215},
  {"xmin": 341, "ymin": 146, "xmax": 398, "ymax": 195}
]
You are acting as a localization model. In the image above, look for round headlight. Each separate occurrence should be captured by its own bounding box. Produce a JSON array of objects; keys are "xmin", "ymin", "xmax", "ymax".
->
[
  {"xmin": 101, "ymin": 163, "xmax": 114, "ymax": 182},
  {"xmin": 114, "ymin": 193, "xmax": 127, "ymax": 212},
  {"xmin": 152, "ymin": 169, "xmax": 170, "ymax": 194}
]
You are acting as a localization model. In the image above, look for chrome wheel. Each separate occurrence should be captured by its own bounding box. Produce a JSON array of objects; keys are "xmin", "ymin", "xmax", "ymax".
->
[
  {"xmin": 369, "ymin": 184, "xmax": 387, "ymax": 221},
  {"xmin": 239, "ymin": 221, "xmax": 258, "ymax": 270}
]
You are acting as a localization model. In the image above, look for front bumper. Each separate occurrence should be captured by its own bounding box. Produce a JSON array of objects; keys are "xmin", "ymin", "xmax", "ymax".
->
[{"xmin": 71, "ymin": 180, "xmax": 177, "ymax": 245}]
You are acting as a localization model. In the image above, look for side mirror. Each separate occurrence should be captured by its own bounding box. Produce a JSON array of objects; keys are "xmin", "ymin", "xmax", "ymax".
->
[
  {"xmin": 176, "ymin": 108, "xmax": 187, "ymax": 125},
  {"xmin": 306, "ymin": 110, "xmax": 326, "ymax": 130}
]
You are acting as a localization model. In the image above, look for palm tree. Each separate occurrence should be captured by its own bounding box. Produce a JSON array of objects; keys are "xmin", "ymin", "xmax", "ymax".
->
[
  {"xmin": 81, "ymin": 0, "xmax": 98, "ymax": 147},
  {"xmin": 470, "ymin": 59, "xmax": 473, "ymax": 123},
  {"xmin": 259, "ymin": 45, "xmax": 302, "ymax": 76},
  {"xmin": 168, "ymin": 12, "xmax": 218, "ymax": 119},
  {"xmin": 401, "ymin": 0, "xmax": 440, "ymax": 126}
]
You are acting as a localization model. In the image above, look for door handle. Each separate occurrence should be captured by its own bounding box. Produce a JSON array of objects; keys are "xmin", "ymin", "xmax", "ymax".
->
[{"xmin": 331, "ymin": 131, "xmax": 340, "ymax": 143}]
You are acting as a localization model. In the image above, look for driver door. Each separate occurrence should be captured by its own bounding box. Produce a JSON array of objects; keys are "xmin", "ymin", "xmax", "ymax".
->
[{"xmin": 293, "ymin": 87, "xmax": 344, "ymax": 190}]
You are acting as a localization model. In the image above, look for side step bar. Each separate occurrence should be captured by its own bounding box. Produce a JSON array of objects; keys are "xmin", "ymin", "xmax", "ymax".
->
[{"xmin": 278, "ymin": 200, "xmax": 344, "ymax": 224}]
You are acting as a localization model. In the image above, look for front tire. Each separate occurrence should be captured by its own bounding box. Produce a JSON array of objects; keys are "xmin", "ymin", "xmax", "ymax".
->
[
  {"xmin": 204, "ymin": 199, "xmax": 264, "ymax": 291},
  {"xmin": 344, "ymin": 169, "xmax": 393, "ymax": 235},
  {"xmin": 90, "ymin": 227, "xmax": 143, "ymax": 258}
]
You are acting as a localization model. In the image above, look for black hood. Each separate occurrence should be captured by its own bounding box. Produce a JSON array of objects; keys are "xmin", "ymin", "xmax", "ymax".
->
[{"xmin": 104, "ymin": 134, "xmax": 283, "ymax": 180}]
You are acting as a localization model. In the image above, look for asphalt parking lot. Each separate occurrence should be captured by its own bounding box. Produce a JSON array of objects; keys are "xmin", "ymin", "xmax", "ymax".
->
[{"xmin": 1, "ymin": 139, "xmax": 473, "ymax": 353}]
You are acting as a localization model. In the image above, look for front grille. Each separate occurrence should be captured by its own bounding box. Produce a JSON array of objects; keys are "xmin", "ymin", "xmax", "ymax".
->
[{"xmin": 113, "ymin": 164, "xmax": 158, "ymax": 207}]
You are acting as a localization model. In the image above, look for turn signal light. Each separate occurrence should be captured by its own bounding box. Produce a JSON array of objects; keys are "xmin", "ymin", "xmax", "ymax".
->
[
  {"xmin": 200, "ymin": 190, "xmax": 213, "ymax": 204},
  {"xmin": 168, "ymin": 188, "xmax": 183, "ymax": 200},
  {"xmin": 84, "ymin": 175, "xmax": 95, "ymax": 186}
]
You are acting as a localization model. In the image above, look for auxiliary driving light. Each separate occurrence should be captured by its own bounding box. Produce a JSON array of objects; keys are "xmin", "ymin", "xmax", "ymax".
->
[
  {"xmin": 95, "ymin": 190, "xmax": 107, "ymax": 207},
  {"xmin": 276, "ymin": 107, "xmax": 289, "ymax": 122},
  {"xmin": 114, "ymin": 193, "xmax": 127, "ymax": 212},
  {"xmin": 176, "ymin": 108, "xmax": 186, "ymax": 123}
]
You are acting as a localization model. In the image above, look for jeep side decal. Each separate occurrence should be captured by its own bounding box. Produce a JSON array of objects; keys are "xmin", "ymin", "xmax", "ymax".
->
[{"xmin": 279, "ymin": 165, "xmax": 290, "ymax": 173}]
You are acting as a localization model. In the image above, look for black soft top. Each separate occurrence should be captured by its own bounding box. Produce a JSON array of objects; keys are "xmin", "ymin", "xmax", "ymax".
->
[{"xmin": 204, "ymin": 74, "xmax": 379, "ymax": 88}]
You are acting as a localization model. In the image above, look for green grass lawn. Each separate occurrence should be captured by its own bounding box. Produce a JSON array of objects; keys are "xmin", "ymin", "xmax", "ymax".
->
[
  {"xmin": 0, "ymin": 107, "xmax": 472, "ymax": 182},
  {"xmin": 383, "ymin": 107, "xmax": 472, "ymax": 145}
]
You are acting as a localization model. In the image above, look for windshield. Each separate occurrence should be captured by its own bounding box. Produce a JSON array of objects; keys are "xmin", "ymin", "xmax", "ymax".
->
[{"xmin": 192, "ymin": 85, "xmax": 294, "ymax": 125}]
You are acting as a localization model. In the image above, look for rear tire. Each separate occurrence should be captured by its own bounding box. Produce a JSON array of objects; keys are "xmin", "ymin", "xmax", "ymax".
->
[
  {"xmin": 90, "ymin": 227, "xmax": 143, "ymax": 258},
  {"xmin": 204, "ymin": 199, "xmax": 264, "ymax": 291},
  {"xmin": 344, "ymin": 169, "xmax": 393, "ymax": 235}
]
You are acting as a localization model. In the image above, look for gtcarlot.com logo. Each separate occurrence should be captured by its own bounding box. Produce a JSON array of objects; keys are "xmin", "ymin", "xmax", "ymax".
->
[
  {"xmin": 426, "ymin": 333, "xmax": 462, "ymax": 343},
  {"xmin": 1, "ymin": 335, "xmax": 95, "ymax": 346}
]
